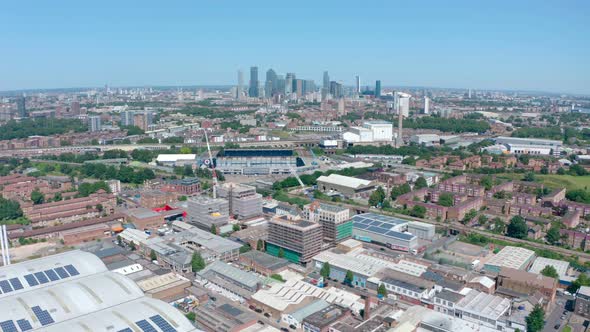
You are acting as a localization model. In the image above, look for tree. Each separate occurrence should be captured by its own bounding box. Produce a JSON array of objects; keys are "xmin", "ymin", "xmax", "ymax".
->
[
  {"xmin": 391, "ymin": 184, "xmax": 411, "ymax": 200},
  {"xmin": 256, "ymin": 239, "xmax": 264, "ymax": 251},
  {"xmin": 461, "ymin": 209, "xmax": 478, "ymax": 224},
  {"xmin": 507, "ymin": 215, "xmax": 528, "ymax": 239},
  {"xmin": 480, "ymin": 176, "xmax": 493, "ymax": 190},
  {"xmin": 438, "ymin": 193, "xmax": 454, "ymax": 207},
  {"xmin": 523, "ymin": 172, "xmax": 536, "ymax": 182},
  {"xmin": 210, "ymin": 224, "xmax": 217, "ymax": 235},
  {"xmin": 116, "ymin": 235, "xmax": 122, "ymax": 245},
  {"xmin": 546, "ymin": 225, "xmax": 561, "ymax": 245},
  {"xmin": 377, "ymin": 283, "xmax": 387, "ymax": 298},
  {"xmin": 525, "ymin": 304, "xmax": 545, "ymax": 332},
  {"xmin": 240, "ymin": 244, "xmax": 251, "ymax": 254},
  {"xmin": 414, "ymin": 177, "xmax": 428, "ymax": 189},
  {"xmin": 31, "ymin": 189, "xmax": 45, "ymax": 205},
  {"xmin": 568, "ymin": 273, "xmax": 590, "ymax": 293},
  {"xmin": 0, "ymin": 197, "xmax": 23, "ymax": 220},
  {"xmin": 344, "ymin": 270, "xmax": 354, "ymax": 285},
  {"xmin": 410, "ymin": 205, "xmax": 426, "ymax": 218},
  {"xmin": 320, "ymin": 262, "xmax": 331, "ymax": 278},
  {"xmin": 540, "ymin": 265, "xmax": 559, "ymax": 279},
  {"xmin": 232, "ymin": 224, "xmax": 240, "ymax": 232},
  {"xmin": 369, "ymin": 186, "xmax": 386, "ymax": 207},
  {"xmin": 150, "ymin": 249, "xmax": 157, "ymax": 261},
  {"xmin": 191, "ymin": 251, "xmax": 206, "ymax": 272},
  {"xmin": 278, "ymin": 248, "xmax": 285, "ymax": 258},
  {"xmin": 129, "ymin": 241, "xmax": 136, "ymax": 251},
  {"xmin": 185, "ymin": 312, "xmax": 196, "ymax": 322},
  {"xmin": 53, "ymin": 192, "xmax": 62, "ymax": 202}
]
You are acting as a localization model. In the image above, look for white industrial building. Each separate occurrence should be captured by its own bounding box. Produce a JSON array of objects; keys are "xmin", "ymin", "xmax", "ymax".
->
[
  {"xmin": 528, "ymin": 256, "xmax": 570, "ymax": 280},
  {"xmin": 156, "ymin": 154, "xmax": 197, "ymax": 166},
  {"xmin": 342, "ymin": 126, "xmax": 373, "ymax": 143},
  {"xmin": 0, "ymin": 250, "xmax": 200, "ymax": 331},
  {"xmin": 362, "ymin": 120, "xmax": 393, "ymax": 142},
  {"xmin": 495, "ymin": 136, "xmax": 563, "ymax": 157},
  {"xmin": 410, "ymin": 134, "xmax": 440, "ymax": 146}
]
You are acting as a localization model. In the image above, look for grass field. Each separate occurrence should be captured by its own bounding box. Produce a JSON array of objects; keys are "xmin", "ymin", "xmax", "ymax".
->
[{"xmin": 496, "ymin": 173, "xmax": 590, "ymax": 191}]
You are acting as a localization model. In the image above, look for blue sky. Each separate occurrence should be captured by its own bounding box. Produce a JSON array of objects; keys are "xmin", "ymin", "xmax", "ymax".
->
[{"xmin": 1, "ymin": 0, "xmax": 589, "ymax": 94}]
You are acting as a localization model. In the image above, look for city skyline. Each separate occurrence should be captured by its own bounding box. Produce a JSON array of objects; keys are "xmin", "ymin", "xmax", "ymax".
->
[{"xmin": 0, "ymin": 1, "xmax": 589, "ymax": 94}]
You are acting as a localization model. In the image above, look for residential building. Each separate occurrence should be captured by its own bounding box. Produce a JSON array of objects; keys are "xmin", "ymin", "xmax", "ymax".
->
[
  {"xmin": 217, "ymin": 183, "xmax": 263, "ymax": 220},
  {"xmin": 575, "ymin": 286, "xmax": 590, "ymax": 318}
]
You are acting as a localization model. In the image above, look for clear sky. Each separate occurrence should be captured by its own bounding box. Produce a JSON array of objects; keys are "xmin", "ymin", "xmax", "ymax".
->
[{"xmin": 1, "ymin": 0, "xmax": 589, "ymax": 94}]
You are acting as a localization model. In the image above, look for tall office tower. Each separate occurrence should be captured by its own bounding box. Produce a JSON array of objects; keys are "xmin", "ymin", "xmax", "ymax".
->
[
  {"xmin": 355, "ymin": 76, "xmax": 361, "ymax": 94},
  {"xmin": 249, "ymin": 66, "xmax": 259, "ymax": 97},
  {"xmin": 70, "ymin": 101, "xmax": 81, "ymax": 115},
  {"xmin": 303, "ymin": 80, "xmax": 315, "ymax": 96},
  {"xmin": 265, "ymin": 69, "xmax": 277, "ymax": 98},
  {"xmin": 323, "ymin": 71, "xmax": 330, "ymax": 90},
  {"xmin": 295, "ymin": 79, "xmax": 304, "ymax": 97},
  {"xmin": 375, "ymin": 80, "xmax": 382, "ymax": 98},
  {"xmin": 468, "ymin": 88, "xmax": 472, "ymax": 99},
  {"xmin": 424, "ymin": 96, "xmax": 430, "ymax": 114},
  {"xmin": 187, "ymin": 196, "xmax": 229, "ymax": 231},
  {"xmin": 329, "ymin": 81, "xmax": 343, "ymax": 99},
  {"xmin": 394, "ymin": 92, "xmax": 411, "ymax": 147},
  {"xmin": 276, "ymin": 75, "xmax": 286, "ymax": 96},
  {"xmin": 217, "ymin": 183, "xmax": 263, "ymax": 220},
  {"xmin": 236, "ymin": 70, "xmax": 244, "ymax": 100},
  {"xmin": 120, "ymin": 110, "xmax": 135, "ymax": 126},
  {"xmin": 16, "ymin": 96, "xmax": 26, "ymax": 118},
  {"xmin": 266, "ymin": 216, "xmax": 323, "ymax": 264},
  {"xmin": 88, "ymin": 115, "xmax": 102, "ymax": 132},
  {"xmin": 285, "ymin": 73, "xmax": 295, "ymax": 94}
]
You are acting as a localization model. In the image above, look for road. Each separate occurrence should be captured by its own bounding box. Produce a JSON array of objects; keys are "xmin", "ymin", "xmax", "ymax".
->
[
  {"xmin": 543, "ymin": 294, "xmax": 573, "ymax": 332},
  {"xmin": 298, "ymin": 195, "xmax": 590, "ymax": 262}
]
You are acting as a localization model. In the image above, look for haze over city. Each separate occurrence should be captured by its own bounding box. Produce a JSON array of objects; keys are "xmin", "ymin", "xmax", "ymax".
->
[{"xmin": 1, "ymin": 0, "xmax": 589, "ymax": 94}]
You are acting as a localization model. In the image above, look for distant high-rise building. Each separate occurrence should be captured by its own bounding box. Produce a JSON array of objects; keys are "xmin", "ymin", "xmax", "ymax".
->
[
  {"xmin": 468, "ymin": 88, "xmax": 472, "ymax": 99},
  {"xmin": 249, "ymin": 66, "xmax": 259, "ymax": 97},
  {"xmin": 295, "ymin": 79, "xmax": 304, "ymax": 97},
  {"xmin": 70, "ymin": 101, "xmax": 81, "ymax": 115},
  {"xmin": 303, "ymin": 80, "xmax": 315, "ymax": 96},
  {"xmin": 236, "ymin": 70, "xmax": 244, "ymax": 100},
  {"xmin": 355, "ymin": 76, "xmax": 361, "ymax": 94},
  {"xmin": 285, "ymin": 73, "xmax": 295, "ymax": 94},
  {"xmin": 424, "ymin": 96, "xmax": 430, "ymax": 114},
  {"xmin": 394, "ymin": 92, "xmax": 411, "ymax": 147},
  {"xmin": 16, "ymin": 96, "xmax": 26, "ymax": 118},
  {"xmin": 133, "ymin": 111, "xmax": 153, "ymax": 131},
  {"xmin": 323, "ymin": 71, "xmax": 330, "ymax": 90},
  {"xmin": 375, "ymin": 80, "xmax": 382, "ymax": 98},
  {"xmin": 265, "ymin": 69, "xmax": 277, "ymax": 98},
  {"xmin": 329, "ymin": 81, "xmax": 343, "ymax": 99},
  {"xmin": 121, "ymin": 111, "xmax": 135, "ymax": 126},
  {"xmin": 88, "ymin": 115, "xmax": 102, "ymax": 132}
]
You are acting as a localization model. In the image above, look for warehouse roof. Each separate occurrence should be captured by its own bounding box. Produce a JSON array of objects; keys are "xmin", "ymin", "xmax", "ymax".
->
[
  {"xmin": 42, "ymin": 297, "xmax": 201, "ymax": 332},
  {"xmin": 528, "ymin": 257, "xmax": 570, "ymax": 279},
  {"xmin": 156, "ymin": 154, "xmax": 197, "ymax": 162},
  {"xmin": 198, "ymin": 261, "xmax": 261, "ymax": 290},
  {"xmin": 317, "ymin": 174, "xmax": 373, "ymax": 189},
  {"xmin": 0, "ymin": 250, "xmax": 107, "ymax": 299},
  {"xmin": 0, "ymin": 272, "xmax": 144, "ymax": 329},
  {"xmin": 485, "ymin": 246, "xmax": 535, "ymax": 270}
]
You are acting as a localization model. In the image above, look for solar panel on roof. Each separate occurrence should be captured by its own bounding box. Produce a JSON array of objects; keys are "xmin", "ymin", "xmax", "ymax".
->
[
  {"xmin": 150, "ymin": 315, "xmax": 177, "ymax": 332},
  {"xmin": 0, "ymin": 320, "xmax": 17, "ymax": 332},
  {"xmin": 54, "ymin": 267, "xmax": 69, "ymax": 279},
  {"xmin": 32, "ymin": 306, "xmax": 54, "ymax": 326},
  {"xmin": 117, "ymin": 329, "xmax": 133, "ymax": 332},
  {"xmin": 64, "ymin": 264, "xmax": 79, "ymax": 276},
  {"xmin": 367, "ymin": 226, "xmax": 388, "ymax": 234},
  {"xmin": 16, "ymin": 319, "xmax": 32, "ymax": 331},
  {"xmin": 23, "ymin": 274, "xmax": 38, "ymax": 287},
  {"xmin": 33, "ymin": 272, "xmax": 49, "ymax": 284},
  {"xmin": 353, "ymin": 223, "xmax": 369, "ymax": 230},
  {"xmin": 9, "ymin": 278, "xmax": 23, "ymax": 290},
  {"xmin": 135, "ymin": 320, "xmax": 157, "ymax": 332},
  {"xmin": 0, "ymin": 280, "xmax": 13, "ymax": 293},
  {"xmin": 44, "ymin": 270, "xmax": 60, "ymax": 281}
]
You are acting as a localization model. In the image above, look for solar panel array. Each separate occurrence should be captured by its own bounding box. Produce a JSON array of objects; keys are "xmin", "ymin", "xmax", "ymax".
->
[
  {"xmin": 16, "ymin": 319, "xmax": 32, "ymax": 331},
  {"xmin": 0, "ymin": 320, "xmax": 18, "ymax": 332},
  {"xmin": 351, "ymin": 213, "xmax": 416, "ymax": 240},
  {"xmin": 0, "ymin": 277, "xmax": 24, "ymax": 296},
  {"xmin": 136, "ymin": 319, "xmax": 158, "ymax": 332},
  {"xmin": 31, "ymin": 306, "xmax": 54, "ymax": 326},
  {"xmin": 22, "ymin": 264, "xmax": 80, "ymax": 288},
  {"xmin": 150, "ymin": 315, "xmax": 177, "ymax": 332}
]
